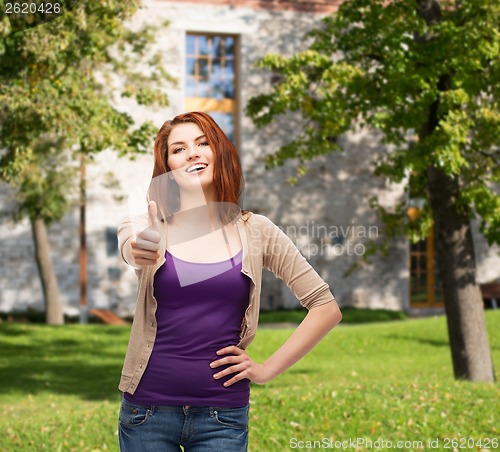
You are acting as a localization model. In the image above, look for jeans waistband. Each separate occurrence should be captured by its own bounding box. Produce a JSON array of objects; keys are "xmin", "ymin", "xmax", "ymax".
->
[{"xmin": 121, "ymin": 396, "xmax": 249, "ymax": 414}]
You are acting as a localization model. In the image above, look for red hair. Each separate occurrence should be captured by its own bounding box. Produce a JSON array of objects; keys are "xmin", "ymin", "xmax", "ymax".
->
[{"xmin": 147, "ymin": 112, "xmax": 247, "ymax": 224}]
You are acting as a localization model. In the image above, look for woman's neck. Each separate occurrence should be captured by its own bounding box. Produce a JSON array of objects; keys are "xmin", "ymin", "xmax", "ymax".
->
[
  {"xmin": 167, "ymin": 199, "xmax": 222, "ymax": 248},
  {"xmin": 178, "ymin": 185, "xmax": 216, "ymax": 212}
]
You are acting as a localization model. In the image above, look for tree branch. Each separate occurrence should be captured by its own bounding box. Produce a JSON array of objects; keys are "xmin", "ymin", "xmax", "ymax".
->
[{"xmin": 416, "ymin": 0, "xmax": 442, "ymax": 25}]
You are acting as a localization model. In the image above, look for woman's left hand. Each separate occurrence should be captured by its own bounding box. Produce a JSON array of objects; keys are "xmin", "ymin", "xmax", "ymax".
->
[{"xmin": 210, "ymin": 346, "xmax": 273, "ymax": 387}]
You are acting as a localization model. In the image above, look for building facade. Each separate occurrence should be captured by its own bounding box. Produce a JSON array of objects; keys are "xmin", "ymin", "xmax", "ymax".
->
[{"xmin": 1, "ymin": 0, "xmax": 498, "ymax": 318}]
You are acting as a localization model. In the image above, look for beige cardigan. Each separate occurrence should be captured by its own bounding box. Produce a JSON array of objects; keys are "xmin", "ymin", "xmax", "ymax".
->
[{"xmin": 117, "ymin": 210, "xmax": 336, "ymax": 395}]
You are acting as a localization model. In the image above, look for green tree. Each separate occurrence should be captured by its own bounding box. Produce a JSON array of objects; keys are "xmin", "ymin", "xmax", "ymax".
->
[
  {"xmin": 247, "ymin": 0, "xmax": 499, "ymax": 382},
  {"xmin": 0, "ymin": 0, "xmax": 173, "ymax": 323}
]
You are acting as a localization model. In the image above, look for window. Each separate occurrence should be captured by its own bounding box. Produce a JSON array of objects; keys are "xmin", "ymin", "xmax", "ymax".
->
[
  {"xmin": 185, "ymin": 34, "xmax": 238, "ymax": 144},
  {"xmin": 409, "ymin": 226, "xmax": 443, "ymax": 307},
  {"xmin": 105, "ymin": 227, "xmax": 118, "ymax": 257},
  {"xmin": 407, "ymin": 171, "xmax": 443, "ymax": 307}
]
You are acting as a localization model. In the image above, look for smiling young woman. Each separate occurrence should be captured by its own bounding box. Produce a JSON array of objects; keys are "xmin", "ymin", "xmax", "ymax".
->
[{"xmin": 116, "ymin": 111, "xmax": 342, "ymax": 451}]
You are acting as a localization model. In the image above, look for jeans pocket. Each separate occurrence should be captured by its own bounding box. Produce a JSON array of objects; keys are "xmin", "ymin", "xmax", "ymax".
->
[
  {"xmin": 213, "ymin": 406, "xmax": 249, "ymax": 430},
  {"xmin": 119, "ymin": 400, "xmax": 152, "ymax": 428}
]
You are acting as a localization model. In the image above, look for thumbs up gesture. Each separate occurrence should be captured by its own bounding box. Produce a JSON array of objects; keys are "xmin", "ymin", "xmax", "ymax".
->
[{"xmin": 129, "ymin": 201, "xmax": 163, "ymax": 268}]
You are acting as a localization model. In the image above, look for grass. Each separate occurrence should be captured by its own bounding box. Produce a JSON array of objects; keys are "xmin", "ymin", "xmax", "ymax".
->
[
  {"xmin": 0, "ymin": 311, "xmax": 498, "ymax": 451},
  {"xmin": 258, "ymin": 307, "xmax": 408, "ymax": 324}
]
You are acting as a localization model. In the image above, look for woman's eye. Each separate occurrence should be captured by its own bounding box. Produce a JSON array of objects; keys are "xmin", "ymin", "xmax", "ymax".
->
[
  {"xmin": 173, "ymin": 147, "xmax": 183, "ymax": 154},
  {"xmin": 199, "ymin": 141, "xmax": 209, "ymax": 146}
]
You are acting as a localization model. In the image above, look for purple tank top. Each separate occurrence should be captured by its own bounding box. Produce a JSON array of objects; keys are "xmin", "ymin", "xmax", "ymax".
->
[{"xmin": 124, "ymin": 247, "xmax": 251, "ymax": 407}]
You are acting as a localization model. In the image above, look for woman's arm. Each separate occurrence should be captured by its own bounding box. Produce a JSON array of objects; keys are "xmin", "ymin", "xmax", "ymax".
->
[
  {"xmin": 210, "ymin": 300, "xmax": 341, "ymax": 386},
  {"xmin": 211, "ymin": 214, "xmax": 342, "ymax": 386}
]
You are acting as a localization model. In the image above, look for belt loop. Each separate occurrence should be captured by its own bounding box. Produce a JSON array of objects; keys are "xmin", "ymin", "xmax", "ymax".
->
[
  {"xmin": 209, "ymin": 406, "xmax": 215, "ymax": 417},
  {"xmin": 149, "ymin": 405, "xmax": 155, "ymax": 415}
]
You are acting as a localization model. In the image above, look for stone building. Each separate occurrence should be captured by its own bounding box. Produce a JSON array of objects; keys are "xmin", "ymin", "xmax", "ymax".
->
[{"xmin": 1, "ymin": 0, "xmax": 498, "ymax": 318}]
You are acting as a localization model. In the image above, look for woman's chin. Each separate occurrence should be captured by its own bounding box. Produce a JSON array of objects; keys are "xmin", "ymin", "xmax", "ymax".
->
[{"xmin": 176, "ymin": 176, "xmax": 215, "ymax": 192}]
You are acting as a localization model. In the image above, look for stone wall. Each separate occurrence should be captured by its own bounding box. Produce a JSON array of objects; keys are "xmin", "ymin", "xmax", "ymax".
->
[{"xmin": 160, "ymin": 0, "xmax": 340, "ymax": 13}]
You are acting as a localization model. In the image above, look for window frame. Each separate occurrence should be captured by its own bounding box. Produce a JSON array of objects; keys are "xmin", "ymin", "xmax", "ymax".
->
[
  {"xmin": 184, "ymin": 32, "xmax": 240, "ymax": 149},
  {"xmin": 409, "ymin": 221, "xmax": 444, "ymax": 308}
]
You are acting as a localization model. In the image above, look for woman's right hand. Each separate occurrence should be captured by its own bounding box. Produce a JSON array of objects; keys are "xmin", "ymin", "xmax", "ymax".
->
[{"xmin": 128, "ymin": 201, "xmax": 163, "ymax": 268}]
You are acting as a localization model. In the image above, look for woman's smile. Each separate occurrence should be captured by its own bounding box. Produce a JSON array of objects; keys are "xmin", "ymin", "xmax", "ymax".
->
[{"xmin": 185, "ymin": 163, "xmax": 209, "ymax": 175}]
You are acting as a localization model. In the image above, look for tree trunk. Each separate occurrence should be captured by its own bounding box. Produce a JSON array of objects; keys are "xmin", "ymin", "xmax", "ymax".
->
[
  {"xmin": 426, "ymin": 167, "xmax": 495, "ymax": 381},
  {"xmin": 416, "ymin": 0, "xmax": 494, "ymax": 382},
  {"xmin": 30, "ymin": 217, "xmax": 64, "ymax": 325}
]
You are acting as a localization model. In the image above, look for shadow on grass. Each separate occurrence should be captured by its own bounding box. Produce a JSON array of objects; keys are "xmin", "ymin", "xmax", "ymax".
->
[
  {"xmin": 385, "ymin": 335, "xmax": 500, "ymax": 351},
  {"xmin": 286, "ymin": 368, "xmax": 315, "ymax": 375},
  {"xmin": 0, "ymin": 324, "xmax": 129, "ymax": 401},
  {"xmin": 385, "ymin": 334, "xmax": 450, "ymax": 347}
]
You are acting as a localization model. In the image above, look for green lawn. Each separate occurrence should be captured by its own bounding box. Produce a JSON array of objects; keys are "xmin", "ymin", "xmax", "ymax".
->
[
  {"xmin": 0, "ymin": 311, "xmax": 498, "ymax": 452},
  {"xmin": 258, "ymin": 307, "xmax": 408, "ymax": 324}
]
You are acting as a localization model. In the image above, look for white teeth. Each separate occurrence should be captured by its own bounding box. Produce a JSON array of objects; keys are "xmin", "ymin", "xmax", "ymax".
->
[{"xmin": 186, "ymin": 163, "xmax": 208, "ymax": 173}]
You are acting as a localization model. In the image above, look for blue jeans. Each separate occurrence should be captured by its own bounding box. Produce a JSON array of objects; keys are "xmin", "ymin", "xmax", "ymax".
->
[{"xmin": 118, "ymin": 397, "xmax": 249, "ymax": 451}]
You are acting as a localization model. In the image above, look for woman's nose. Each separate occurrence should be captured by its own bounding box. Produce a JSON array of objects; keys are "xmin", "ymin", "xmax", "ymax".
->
[{"xmin": 186, "ymin": 145, "xmax": 200, "ymax": 159}]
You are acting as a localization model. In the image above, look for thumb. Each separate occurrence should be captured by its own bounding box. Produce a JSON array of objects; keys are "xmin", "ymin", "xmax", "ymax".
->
[{"xmin": 148, "ymin": 201, "xmax": 159, "ymax": 229}]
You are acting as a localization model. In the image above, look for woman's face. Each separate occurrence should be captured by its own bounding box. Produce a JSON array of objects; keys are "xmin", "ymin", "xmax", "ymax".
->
[{"xmin": 166, "ymin": 122, "xmax": 215, "ymax": 190}]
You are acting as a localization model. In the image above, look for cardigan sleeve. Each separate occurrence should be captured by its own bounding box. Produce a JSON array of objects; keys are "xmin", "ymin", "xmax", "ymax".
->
[{"xmin": 259, "ymin": 215, "xmax": 336, "ymax": 310}]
